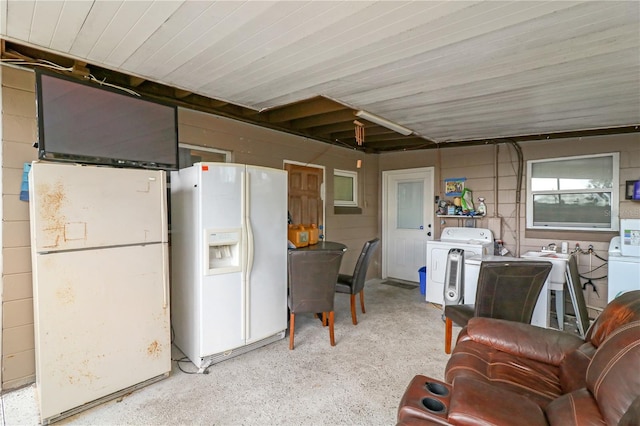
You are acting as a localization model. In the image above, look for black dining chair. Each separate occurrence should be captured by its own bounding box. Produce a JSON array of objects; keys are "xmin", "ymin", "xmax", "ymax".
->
[
  {"xmin": 287, "ymin": 248, "xmax": 345, "ymax": 350},
  {"xmin": 335, "ymin": 238, "xmax": 380, "ymax": 325},
  {"xmin": 444, "ymin": 260, "xmax": 552, "ymax": 354}
]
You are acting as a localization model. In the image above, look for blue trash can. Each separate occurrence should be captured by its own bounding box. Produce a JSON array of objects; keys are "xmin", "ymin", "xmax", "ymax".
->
[{"xmin": 419, "ymin": 266, "xmax": 427, "ymax": 295}]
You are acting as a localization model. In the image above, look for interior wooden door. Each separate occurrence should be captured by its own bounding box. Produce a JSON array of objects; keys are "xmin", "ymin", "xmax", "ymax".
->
[{"xmin": 285, "ymin": 163, "xmax": 323, "ymax": 231}]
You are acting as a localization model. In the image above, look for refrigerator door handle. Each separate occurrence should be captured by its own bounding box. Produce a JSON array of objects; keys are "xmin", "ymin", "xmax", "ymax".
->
[
  {"xmin": 162, "ymin": 243, "xmax": 169, "ymax": 309},
  {"xmin": 240, "ymin": 170, "xmax": 249, "ymax": 341},
  {"xmin": 244, "ymin": 170, "xmax": 255, "ymax": 340},
  {"xmin": 246, "ymin": 179, "xmax": 255, "ymax": 281}
]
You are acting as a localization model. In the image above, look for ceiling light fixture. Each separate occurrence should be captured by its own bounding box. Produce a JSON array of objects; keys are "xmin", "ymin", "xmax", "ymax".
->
[{"xmin": 355, "ymin": 110, "xmax": 413, "ymax": 136}]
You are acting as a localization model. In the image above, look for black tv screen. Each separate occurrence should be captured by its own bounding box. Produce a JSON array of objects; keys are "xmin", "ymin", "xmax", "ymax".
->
[{"xmin": 36, "ymin": 71, "xmax": 178, "ymax": 170}]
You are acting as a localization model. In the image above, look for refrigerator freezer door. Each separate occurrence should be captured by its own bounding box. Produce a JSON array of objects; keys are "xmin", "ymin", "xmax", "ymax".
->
[
  {"xmin": 33, "ymin": 244, "xmax": 170, "ymax": 422},
  {"xmin": 198, "ymin": 164, "xmax": 245, "ymax": 357},
  {"xmin": 29, "ymin": 162, "xmax": 167, "ymax": 252},
  {"xmin": 246, "ymin": 166, "xmax": 288, "ymax": 343},
  {"xmin": 199, "ymin": 164, "xmax": 243, "ymax": 231}
]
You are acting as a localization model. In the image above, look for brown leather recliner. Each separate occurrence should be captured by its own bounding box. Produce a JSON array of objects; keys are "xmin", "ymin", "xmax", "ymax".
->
[{"xmin": 398, "ymin": 290, "xmax": 640, "ymax": 425}]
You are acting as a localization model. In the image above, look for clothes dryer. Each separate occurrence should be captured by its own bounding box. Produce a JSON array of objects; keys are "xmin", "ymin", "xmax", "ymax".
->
[{"xmin": 608, "ymin": 236, "xmax": 640, "ymax": 302}]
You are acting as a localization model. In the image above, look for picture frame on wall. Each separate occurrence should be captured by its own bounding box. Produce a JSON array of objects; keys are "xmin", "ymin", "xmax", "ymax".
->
[{"xmin": 444, "ymin": 177, "xmax": 466, "ymax": 196}]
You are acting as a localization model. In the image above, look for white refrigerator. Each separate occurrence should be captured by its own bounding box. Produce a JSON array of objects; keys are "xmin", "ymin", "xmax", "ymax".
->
[
  {"xmin": 29, "ymin": 162, "xmax": 171, "ymax": 424},
  {"xmin": 171, "ymin": 163, "xmax": 287, "ymax": 370}
]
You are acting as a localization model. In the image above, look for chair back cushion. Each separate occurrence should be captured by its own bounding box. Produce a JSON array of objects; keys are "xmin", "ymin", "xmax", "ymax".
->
[
  {"xmin": 349, "ymin": 238, "xmax": 380, "ymax": 294},
  {"xmin": 474, "ymin": 261, "xmax": 552, "ymax": 323},
  {"xmin": 559, "ymin": 291, "xmax": 640, "ymax": 394},
  {"xmin": 287, "ymin": 249, "xmax": 344, "ymax": 313},
  {"xmin": 586, "ymin": 290, "xmax": 640, "ymax": 348},
  {"xmin": 585, "ymin": 320, "xmax": 640, "ymax": 425}
]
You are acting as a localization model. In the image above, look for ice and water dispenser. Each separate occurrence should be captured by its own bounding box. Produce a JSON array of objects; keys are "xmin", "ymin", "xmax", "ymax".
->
[{"xmin": 205, "ymin": 229, "xmax": 241, "ymax": 274}]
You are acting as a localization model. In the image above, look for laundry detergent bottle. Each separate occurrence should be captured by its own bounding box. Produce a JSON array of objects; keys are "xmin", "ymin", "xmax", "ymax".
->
[{"xmin": 477, "ymin": 197, "xmax": 486, "ymax": 215}]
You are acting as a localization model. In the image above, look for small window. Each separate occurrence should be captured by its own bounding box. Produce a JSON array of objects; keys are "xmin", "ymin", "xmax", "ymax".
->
[
  {"xmin": 526, "ymin": 153, "xmax": 619, "ymax": 231},
  {"xmin": 334, "ymin": 169, "xmax": 358, "ymax": 207}
]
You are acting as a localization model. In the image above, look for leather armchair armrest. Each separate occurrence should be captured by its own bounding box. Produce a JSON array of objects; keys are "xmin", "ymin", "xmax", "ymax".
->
[
  {"xmin": 448, "ymin": 376, "xmax": 547, "ymax": 426},
  {"xmin": 465, "ymin": 317, "xmax": 584, "ymax": 366}
]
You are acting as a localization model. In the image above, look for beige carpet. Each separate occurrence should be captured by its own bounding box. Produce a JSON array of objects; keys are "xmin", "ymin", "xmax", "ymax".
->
[{"xmin": 60, "ymin": 279, "xmax": 456, "ymax": 425}]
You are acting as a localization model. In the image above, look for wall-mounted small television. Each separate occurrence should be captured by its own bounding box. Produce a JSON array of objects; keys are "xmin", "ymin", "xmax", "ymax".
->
[{"xmin": 36, "ymin": 70, "xmax": 178, "ymax": 170}]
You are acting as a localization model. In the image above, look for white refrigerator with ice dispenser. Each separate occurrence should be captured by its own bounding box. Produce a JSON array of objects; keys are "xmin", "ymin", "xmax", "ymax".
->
[
  {"xmin": 170, "ymin": 162, "xmax": 287, "ymax": 370},
  {"xmin": 29, "ymin": 162, "xmax": 171, "ymax": 424}
]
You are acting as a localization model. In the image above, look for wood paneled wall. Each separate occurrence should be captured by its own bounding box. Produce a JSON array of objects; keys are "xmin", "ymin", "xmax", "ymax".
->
[{"xmin": 1, "ymin": 65, "xmax": 39, "ymax": 390}]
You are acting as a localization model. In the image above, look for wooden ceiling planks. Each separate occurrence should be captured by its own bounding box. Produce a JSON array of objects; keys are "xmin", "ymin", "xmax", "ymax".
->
[{"xmin": 2, "ymin": 1, "xmax": 638, "ymax": 152}]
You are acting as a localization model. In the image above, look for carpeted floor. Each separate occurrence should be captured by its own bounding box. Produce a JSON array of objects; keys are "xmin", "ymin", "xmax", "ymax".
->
[{"xmin": 13, "ymin": 279, "xmax": 456, "ymax": 426}]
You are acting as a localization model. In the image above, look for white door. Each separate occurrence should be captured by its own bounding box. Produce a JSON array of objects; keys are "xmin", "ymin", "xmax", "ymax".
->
[{"xmin": 382, "ymin": 168, "xmax": 434, "ymax": 282}]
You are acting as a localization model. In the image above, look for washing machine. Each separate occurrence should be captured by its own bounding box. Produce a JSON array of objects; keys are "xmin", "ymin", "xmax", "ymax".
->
[
  {"xmin": 608, "ymin": 219, "xmax": 640, "ymax": 301},
  {"xmin": 425, "ymin": 227, "xmax": 494, "ymax": 306},
  {"xmin": 464, "ymin": 254, "xmax": 550, "ymax": 328}
]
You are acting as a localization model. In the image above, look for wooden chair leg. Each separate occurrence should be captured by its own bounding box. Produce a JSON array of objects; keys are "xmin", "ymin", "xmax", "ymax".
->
[
  {"xmin": 360, "ymin": 290, "xmax": 366, "ymax": 314},
  {"xmin": 322, "ymin": 312, "xmax": 327, "ymax": 327},
  {"xmin": 289, "ymin": 313, "xmax": 295, "ymax": 350},
  {"xmin": 350, "ymin": 294, "xmax": 357, "ymax": 325},
  {"xmin": 445, "ymin": 317, "xmax": 452, "ymax": 354},
  {"xmin": 329, "ymin": 311, "xmax": 336, "ymax": 346}
]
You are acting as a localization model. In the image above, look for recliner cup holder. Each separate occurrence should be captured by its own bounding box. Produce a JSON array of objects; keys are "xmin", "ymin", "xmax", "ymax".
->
[
  {"xmin": 421, "ymin": 397, "xmax": 446, "ymax": 413},
  {"xmin": 425, "ymin": 381, "xmax": 449, "ymax": 396}
]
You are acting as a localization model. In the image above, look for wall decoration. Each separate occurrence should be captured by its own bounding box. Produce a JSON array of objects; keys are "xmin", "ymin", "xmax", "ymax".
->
[{"xmin": 444, "ymin": 177, "xmax": 466, "ymax": 196}]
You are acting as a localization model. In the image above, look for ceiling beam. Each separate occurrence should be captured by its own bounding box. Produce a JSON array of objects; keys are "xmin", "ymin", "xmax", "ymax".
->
[
  {"xmin": 331, "ymin": 126, "xmax": 398, "ymax": 140},
  {"xmin": 128, "ymin": 76, "xmax": 146, "ymax": 87},
  {"xmin": 266, "ymin": 97, "xmax": 346, "ymax": 123},
  {"xmin": 365, "ymin": 138, "xmax": 438, "ymax": 150},
  {"xmin": 310, "ymin": 121, "xmax": 362, "ymax": 136},
  {"xmin": 71, "ymin": 61, "xmax": 90, "ymax": 77},
  {"xmin": 289, "ymin": 109, "xmax": 355, "ymax": 129},
  {"xmin": 174, "ymin": 88, "xmax": 193, "ymax": 99}
]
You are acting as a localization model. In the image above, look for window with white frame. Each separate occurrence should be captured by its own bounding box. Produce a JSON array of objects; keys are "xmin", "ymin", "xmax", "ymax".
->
[
  {"xmin": 334, "ymin": 169, "xmax": 358, "ymax": 207},
  {"xmin": 526, "ymin": 152, "xmax": 619, "ymax": 231}
]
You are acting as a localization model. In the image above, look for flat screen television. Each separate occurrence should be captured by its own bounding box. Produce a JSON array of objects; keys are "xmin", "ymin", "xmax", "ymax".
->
[{"xmin": 36, "ymin": 70, "xmax": 178, "ymax": 170}]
